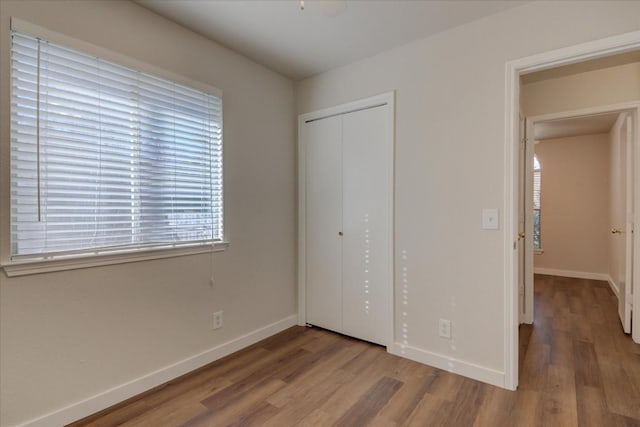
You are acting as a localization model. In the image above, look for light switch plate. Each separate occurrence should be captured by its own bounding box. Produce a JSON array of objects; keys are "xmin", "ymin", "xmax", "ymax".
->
[{"xmin": 482, "ymin": 208, "xmax": 499, "ymax": 230}]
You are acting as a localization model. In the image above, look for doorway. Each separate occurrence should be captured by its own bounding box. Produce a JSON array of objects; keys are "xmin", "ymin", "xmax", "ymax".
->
[
  {"xmin": 505, "ymin": 31, "xmax": 640, "ymax": 390},
  {"xmin": 520, "ymin": 107, "xmax": 638, "ymax": 333}
]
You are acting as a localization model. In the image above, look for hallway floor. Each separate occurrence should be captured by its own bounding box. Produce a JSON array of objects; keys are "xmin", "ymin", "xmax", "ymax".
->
[{"xmin": 517, "ymin": 274, "xmax": 640, "ymax": 425}]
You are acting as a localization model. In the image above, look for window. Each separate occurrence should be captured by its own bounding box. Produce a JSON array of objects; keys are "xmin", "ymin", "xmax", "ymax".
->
[
  {"xmin": 10, "ymin": 31, "xmax": 223, "ymax": 263},
  {"xmin": 533, "ymin": 155, "xmax": 541, "ymax": 249}
]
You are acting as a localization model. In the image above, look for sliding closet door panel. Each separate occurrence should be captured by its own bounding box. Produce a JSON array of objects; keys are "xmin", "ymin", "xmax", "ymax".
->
[
  {"xmin": 305, "ymin": 116, "xmax": 343, "ymax": 332},
  {"xmin": 341, "ymin": 105, "xmax": 390, "ymax": 345}
]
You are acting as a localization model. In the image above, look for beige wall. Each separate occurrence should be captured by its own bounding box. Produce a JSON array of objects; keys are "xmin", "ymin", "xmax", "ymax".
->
[
  {"xmin": 0, "ymin": 1, "xmax": 296, "ymax": 426},
  {"xmin": 296, "ymin": 1, "xmax": 640, "ymax": 377},
  {"xmin": 521, "ymin": 61, "xmax": 640, "ymax": 116},
  {"xmin": 534, "ymin": 134, "xmax": 610, "ymax": 274}
]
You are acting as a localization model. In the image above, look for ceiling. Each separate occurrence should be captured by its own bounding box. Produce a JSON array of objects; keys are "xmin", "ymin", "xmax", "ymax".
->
[
  {"xmin": 135, "ymin": 0, "xmax": 529, "ymax": 80},
  {"xmin": 534, "ymin": 112, "xmax": 621, "ymax": 141}
]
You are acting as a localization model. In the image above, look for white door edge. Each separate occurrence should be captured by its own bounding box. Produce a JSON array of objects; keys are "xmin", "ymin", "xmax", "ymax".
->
[
  {"xmin": 624, "ymin": 113, "xmax": 633, "ymax": 334},
  {"xmin": 524, "ymin": 120, "xmax": 535, "ymax": 325}
]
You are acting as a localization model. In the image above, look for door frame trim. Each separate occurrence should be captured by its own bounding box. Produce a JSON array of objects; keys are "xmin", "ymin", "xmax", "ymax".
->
[
  {"xmin": 504, "ymin": 29, "xmax": 640, "ymax": 390},
  {"xmin": 297, "ymin": 91, "xmax": 395, "ymax": 348}
]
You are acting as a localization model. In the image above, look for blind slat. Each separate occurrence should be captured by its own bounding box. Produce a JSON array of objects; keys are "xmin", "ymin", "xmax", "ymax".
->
[{"xmin": 10, "ymin": 31, "xmax": 224, "ymax": 259}]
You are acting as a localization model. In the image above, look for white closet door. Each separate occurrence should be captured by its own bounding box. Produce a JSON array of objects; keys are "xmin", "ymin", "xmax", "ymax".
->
[
  {"xmin": 341, "ymin": 105, "xmax": 390, "ymax": 345},
  {"xmin": 305, "ymin": 116, "xmax": 343, "ymax": 332}
]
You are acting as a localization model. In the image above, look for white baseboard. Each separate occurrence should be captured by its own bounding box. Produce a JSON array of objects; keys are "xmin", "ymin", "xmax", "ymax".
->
[
  {"xmin": 533, "ymin": 268, "xmax": 609, "ymax": 282},
  {"xmin": 607, "ymin": 275, "xmax": 620, "ymax": 298},
  {"xmin": 17, "ymin": 315, "xmax": 298, "ymax": 427},
  {"xmin": 388, "ymin": 343, "xmax": 505, "ymax": 388}
]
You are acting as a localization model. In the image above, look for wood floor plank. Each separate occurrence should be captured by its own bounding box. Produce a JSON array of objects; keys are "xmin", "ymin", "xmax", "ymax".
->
[
  {"xmin": 313, "ymin": 359, "xmax": 399, "ymax": 424},
  {"xmin": 472, "ymin": 386, "xmax": 517, "ymax": 427},
  {"xmin": 539, "ymin": 364, "xmax": 578, "ymax": 426},
  {"xmin": 222, "ymin": 346, "xmax": 307, "ymax": 383},
  {"xmin": 549, "ymin": 329, "xmax": 574, "ymax": 368},
  {"xmin": 259, "ymin": 324, "xmax": 310, "ymax": 351},
  {"xmin": 570, "ymin": 294, "xmax": 585, "ymax": 315},
  {"xmin": 118, "ymin": 378, "xmax": 231, "ymax": 427},
  {"xmin": 508, "ymin": 390, "xmax": 542, "ymax": 427},
  {"xmin": 265, "ymin": 343, "xmax": 363, "ymax": 409},
  {"xmin": 518, "ymin": 340, "xmax": 550, "ymax": 392},
  {"xmin": 184, "ymin": 378, "xmax": 286, "ymax": 426},
  {"xmin": 262, "ymin": 367, "xmax": 356, "ymax": 426},
  {"xmin": 599, "ymin": 358, "xmax": 640, "ymax": 420},
  {"xmin": 142, "ymin": 363, "xmax": 240, "ymax": 408},
  {"xmin": 592, "ymin": 322, "xmax": 623, "ymax": 359},
  {"xmin": 551, "ymin": 306, "xmax": 572, "ymax": 332},
  {"xmin": 198, "ymin": 347, "xmax": 308, "ymax": 412},
  {"xmin": 225, "ymin": 401, "xmax": 281, "ymax": 427},
  {"xmin": 339, "ymin": 345, "xmax": 389, "ymax": 376},
  {"xmin": 70, "ymin": 276, "xmax": 640, "ymax": 427},
  {"xmin": 442, "ymin": 379, "xmax": 487, "ymax": 426},
  {"xmin": 121, "ymin": 402, "xmax": 209, "ymax": 427},
  {"xmin": 518, "ymin": 324, "xmax": 533, "ymax": 374},
  {"xmin": 375, "ymin": 370, "xmax": 437, "ymax": 424},
  {"xmin": 367, "ymin": 416, "xmax": 399, "ymax": 427},
  {"xmin": 570, "ymin": 311, "xmax": 594, "ymax": 343},
  {"xmin": 300, "ymin": 328, "xmax": 352, "ymax": 353},
  {"xmin": 576, "ymin": 385, "xmax": 615, "ymax": 427},
  {"xmin": 392, "ymin": 356, "xmax": 437, "ymax": 383},
  {"xmin": 78, "ymin": 400, "xmax": 152, "ymax": 427},
  {"xmin": 333, "ymin": 376, "xmax": 403, "ymax": 427},
  {"xmin": 573, "ymin": 340, "xmax": 601, "ymax": 387},
  {"xmin": 424, "ymin": 368, "xmax": 465, "ymax": 402},
  {"xmin": 586, "ymin": 302, "xmax": 607, "ymax": 325},
  {"xmin": 620, "ymin": 352, "xmax": 640, "ymax": 391},
  {"xmin": 402, "ymin": 392, "xmax": 455, "ymax": 426},
  {"xmin": 294, "ymin": 408, "xmax": 333, "ymax": 427},
  {"xmin": 279, "ymin": 337, "xmax": 350, "ymax": 384}
]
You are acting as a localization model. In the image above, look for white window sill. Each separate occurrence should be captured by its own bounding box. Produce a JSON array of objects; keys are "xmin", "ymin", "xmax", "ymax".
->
[
  {"xmin": 2, "ymin": 242, "xmax": 230, "ymax": 277},
  {"xmin": 534, "ymin": 248, "xmax": 544, "ymax": 255}
]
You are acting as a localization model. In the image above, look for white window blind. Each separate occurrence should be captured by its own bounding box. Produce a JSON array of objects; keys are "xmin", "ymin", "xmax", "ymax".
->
[
  {"xmin": 10, "ymin": 31, "xmax": 223, "ymax": 261},
  {"xmin": 533, "ymin": 155, "xmax": 541, "ymax": 249}
]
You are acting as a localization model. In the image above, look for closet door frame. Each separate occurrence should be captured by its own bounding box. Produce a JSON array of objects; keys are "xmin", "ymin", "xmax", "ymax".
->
[{"xmin": 297, "ymin": 91, "xmax": 395, "ymax": 348}]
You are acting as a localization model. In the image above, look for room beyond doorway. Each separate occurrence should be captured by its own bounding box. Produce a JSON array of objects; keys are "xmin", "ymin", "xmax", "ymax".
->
[{"xmin": 521, "ymin": 106, "xmax": 638, "ymax": 335}]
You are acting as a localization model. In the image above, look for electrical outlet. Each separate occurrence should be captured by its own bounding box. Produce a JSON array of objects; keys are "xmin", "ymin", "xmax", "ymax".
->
[
  {"xmin": 439, "ymin": 318, "xmax": 451, "ymax": 339},
  {"xmin": 213, "ymin": 311, "xmax": 223, "ymax": 330}
]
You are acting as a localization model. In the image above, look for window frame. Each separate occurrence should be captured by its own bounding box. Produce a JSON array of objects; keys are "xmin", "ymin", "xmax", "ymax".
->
[{"xmin": 2, "ymin": 18, "xmax": 229, "ymax": 276}]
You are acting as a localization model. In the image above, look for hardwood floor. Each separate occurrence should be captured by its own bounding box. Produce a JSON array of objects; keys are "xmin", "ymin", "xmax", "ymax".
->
[{"xmin": 70, "ymin": 275, "xmax": 640, "ymax": 426}]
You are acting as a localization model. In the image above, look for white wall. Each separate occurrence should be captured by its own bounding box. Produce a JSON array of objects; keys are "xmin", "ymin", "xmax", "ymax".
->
[
  {"xmin": 534, "ymin": 134, "xmax": 610, "ymax": 275},
  {"xmin": 296, "ymin": 0, "xmax": 640, "ymax": 383},
  {"xmin": 0, "ymin": 1, "xmax": 296, "ymax": 426}
]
